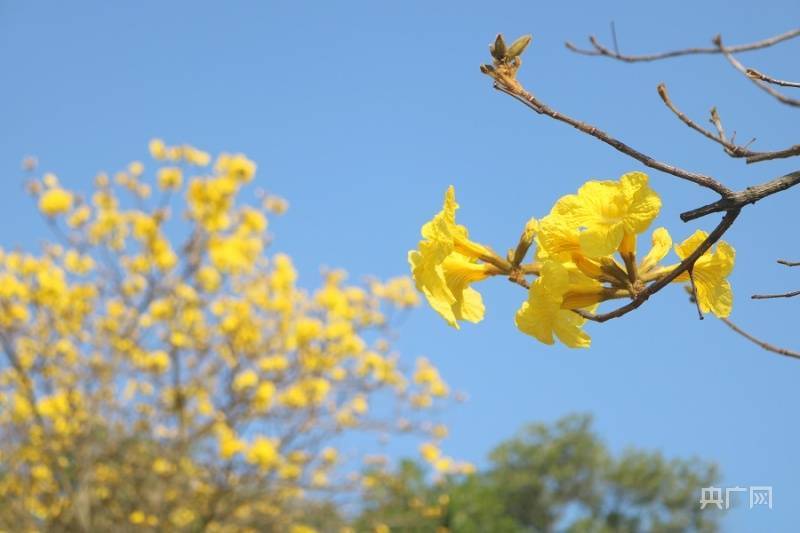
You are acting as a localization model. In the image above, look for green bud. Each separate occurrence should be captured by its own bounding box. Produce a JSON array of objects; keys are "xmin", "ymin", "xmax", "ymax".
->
[
  {"xmin": 506, "ymin": 35, "xmax": 532, "ymax": 59},
  {"xmin": 491, "ymin": 34, "xmax": 507, "ymax": 60}
]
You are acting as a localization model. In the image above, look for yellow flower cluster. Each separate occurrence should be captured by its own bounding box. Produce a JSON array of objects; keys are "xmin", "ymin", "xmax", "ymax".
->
[
  {"xmin": 0, "ymin": 140, "xmax": 461, "ymax": 531},
  {"xmin": 410, "ymin": 173, "xmax": 735, "ymax": 348}
]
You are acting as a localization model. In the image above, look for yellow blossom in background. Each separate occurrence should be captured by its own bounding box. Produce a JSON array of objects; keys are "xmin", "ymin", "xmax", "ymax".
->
[
  {"xmin": 157, "ymin": 166, "xmax": 183, "ymax": 190},
  {"xmin": 39, "ymin": 187, "xmax": 73, "ymax": 216},
  {"xmin": 264, "ymin": 195, "xmax": 289, "ymax": 214},
  {"xmin": 246, "ymin": 437, "xmax": 280, "ymax": 470},
  {"xmin": 290, "ymin": 525, "xmax": 319, "ymax": 533},
  {"xmin": 1, "ymin": 141, "xmax": 462, "ymax": 531},
  {"xmin": 149, "ymin": 138, "xmax": 167, "ymax": 159},
  {"xmin": 216, "ymin": 153, "xmax": 256, "ymax": 183}
]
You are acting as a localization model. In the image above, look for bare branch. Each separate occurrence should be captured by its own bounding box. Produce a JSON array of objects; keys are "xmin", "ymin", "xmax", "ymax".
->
[
  {"xmin": 657, "ymin": 84, "xmax": 760, "ymax": 158},
  {"xmin": 746, "ymin": 144, "xmax": 800, "ymax": 164},
  {"xmin": 679, "ymin": 170, "xmax": 800, "ymax": 221},
  {"xmin": 490, "ymin": 77, "xmax": 800, "ymax": 223},
  {"xmin": 715, "ymin": 35, "xmax": 800, "ymax": 107},
  {"xmin": 720, "ymin": 317, "xmax": 800, "ymax": 360},
  {"xmin": 659, "ymin": 88, "xmax": 799, "ymax": 164},
  {"xmin": 565, "ymin": 28, "xmax": 800, "ymax": 62},
  {"xmin": 778, "ymin": 259, "xmax": 800, "ymax": 267},
  {"xmin": 492, "ymin": 83, "xmax": 734, "ymax": 196},
  {"xmin": 746, "ymin": 68, "xmax": 800, "ymax": 89},
  {"xmin": 687, "ymin": 270, "xmax": 705, "ymax": 320},
  {"xmin": 751, "ymin": 289, "xmax": 800, "ymax": 300}
]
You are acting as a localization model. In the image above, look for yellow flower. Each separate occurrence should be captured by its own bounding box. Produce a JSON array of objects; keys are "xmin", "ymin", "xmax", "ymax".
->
[
  {"xmin": 128, "ymin": 161, "xmax": 144, "ymax": 176},
  {"xmin": 419, "ymin": 442, "xmax": 440, "ymax": 463},
  {"xmin": 232, "ymin": 369, "xmax": 258, "ymax": 391},
  {"xmin": 129, "ymin": 510, "xmax": 147, "ymax": 525},
  {"xmin": 39, "ymin": 188, "xmax": 73, "ymax": 216},
  {"xmin": 290, "ymin": 526, "xmax": 318, "ymax": 533},
  {"xmin": 639, "ymin": 227, "xmax": 672, "ymax": 274},
  {"xmin": 321, "ymin": 447, "xmax": 338, "ymax": 464},
  {"xmin": 216, "ymin": 153, "xmax": 256, "ymax": 183},
  {"xmin": 515, "ymin": 261, "xmax": 594, "ymax": 348},
  {"xmin": 670, "ymin": 230, "xmax": 735, "ymax": 317},
  {"xmin": 408, "ymin": 186, "xmax": 499, "ymax": 329},
  {"xmin": 245, "ymin": 437, "xmax": 279, "ymax": 470},
  {"xmin": 157, "ymin": 167, "xmax": 183, "ymax": 190},
  {"xmin": 252, "ymin": 382, "xmax": 275, "ymax": 411},
  {"xmin": 550, "ymin": 171, "xmax": 661, "ymax": 257},
  {"xmin": 149, "ymin": 138, "xmax": 167, "ymax": 159}
]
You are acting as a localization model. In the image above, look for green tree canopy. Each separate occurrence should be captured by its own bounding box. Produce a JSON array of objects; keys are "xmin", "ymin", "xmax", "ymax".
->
[{"xmin": 355, "ymin": 414, "xmax": 720, "ymax": 533}]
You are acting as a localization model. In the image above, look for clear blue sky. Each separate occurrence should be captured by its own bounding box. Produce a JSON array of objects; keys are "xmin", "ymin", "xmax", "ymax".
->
[{"xmin": 2, "ymin": 1, "xmax": 799, "ymax": 530}]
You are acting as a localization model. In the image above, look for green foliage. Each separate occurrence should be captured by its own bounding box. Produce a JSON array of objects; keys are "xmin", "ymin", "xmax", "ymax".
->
[{"xmin": 354, "ymin": 414, "xmax": 720, "ymax": 533}]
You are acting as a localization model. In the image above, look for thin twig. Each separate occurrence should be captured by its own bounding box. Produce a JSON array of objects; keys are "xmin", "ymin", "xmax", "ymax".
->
[
  {"xmin": 687, "ymin": 270, "xmax": 705, "ymax": 320},
  {"xmin": 746, "ymin": 144, "xmax": 800, "ymax": 164},
  {"xmin": 715, "ymin": 35, "xmax": 800, "ymax": 107},
  {"xmin": 679, "ymin": 170, "xmax": 800, "ymax": 221},
  {"xmin": 493, "ymin": 83, "xmax": 734, "ymax": 196},
  {"xmin": 660, "ymin": 88, "xmax": 799, "ymax": 164},
  {"xmin": 492, "ymin": 79, "xmax": 800, "ymax": 223},
  {"xmin": 778, "ymin": 259, "xmax": 800, "ymax": 267},
  {"xmin": 746, "ymin": 68, "xmax": 800, "ymax": 89},
  {"xmin": 751, "ymin": 289, "xmax": 800, "ymax": 300},
  {"xmin": 565, "ymin": 28, "xmax": 800, "ymax": 62},
  {"xmin": 657, "ymin": 84, "xmax": 760, "ymax": 158},
  {"xmin": 720, "ymin": 316, "xmax": 800, "ymax": 360},
  {"xmin": 610, "ymin": 21, "xmax": 619, "ymax": 55}
]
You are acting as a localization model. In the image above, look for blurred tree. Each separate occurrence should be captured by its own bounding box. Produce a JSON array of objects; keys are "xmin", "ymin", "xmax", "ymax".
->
[
  {"xmin": 0, "ymin": 141, "xmax": 469, "ymax": 532},
  {"xmin": 355, "ymin": 414, "xmax": 720, "ymax": 533}
]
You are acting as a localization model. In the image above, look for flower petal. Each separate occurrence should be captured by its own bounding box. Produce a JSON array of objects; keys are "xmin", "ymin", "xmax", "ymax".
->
[{"xmin": 640, "ymin": 227, "xmax": 672, "ymax": 273}]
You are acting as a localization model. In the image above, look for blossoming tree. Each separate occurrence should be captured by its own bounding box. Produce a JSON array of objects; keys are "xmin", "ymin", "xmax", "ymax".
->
[{"xmin": 0, "ymin": 141, "xmax": 468, "ymax": 531}]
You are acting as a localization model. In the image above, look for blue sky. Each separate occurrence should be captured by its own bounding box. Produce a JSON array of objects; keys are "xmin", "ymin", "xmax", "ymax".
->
[{"xmin": 2, "ymin": 1, "xmax": 799, "ymax": 530}]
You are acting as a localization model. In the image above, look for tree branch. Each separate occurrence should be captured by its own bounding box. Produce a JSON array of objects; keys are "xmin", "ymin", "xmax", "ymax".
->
[
  {"xmin": 720, "ymin": 316, "xmax": 800, "ymax": 360},
  {"xmin": 746, "ymin": 68, "xmax": 800, "ymax": 89},
  {"xmin": 565, "ymin": 28, "xmax": 800, "ymax": 62},
  {"xmin": 679, "ymin": 170, "xmax": 800, "ymax": 221},
  {"xmin": 751, "ymin": 289, "xmax": 800, "ymax": 300},
  {"xmin": 492, "ymin": 83, "xmax": 734, "ymax": 196},
  {"xmin": 715, "ymin": 35, "xmax": 800, "ymax": 108},
  {"xmin": 657, "ymin": 83, "xmax": 761, "ymax": 159},
  {"xmin": 490, "ymin": 78, "xmax": 800, "ymax": 223},
  {"xmin": 777, "ymin": 259, "xmax": 800, "ymax": 267},
  {"xmin": 746, "ymin": 144, "xmax": 800, "ymax": 164}
]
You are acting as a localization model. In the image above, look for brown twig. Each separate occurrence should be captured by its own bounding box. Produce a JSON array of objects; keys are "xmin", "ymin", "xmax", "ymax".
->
[
  {"xmin": 778, "ymin": 259, "xmax": 800, "ymax": 267},
  {"xmin": 658, "ymin": 84, "xmax": 800, "ymax": 164},
  {"xmin": 565, "ymin": 28, "xmax": 800, "ymax": 62},
  {"xmin": 657, "ymin": 84, "xmax": 760, "ymax": 158},
  {"xmin": 720, "ymin": 316, "xmax": 800, "ymax": 360},
  {"xmin": 715, "ymin": 35, "xmax": 800, "ymax": 108},
  {"xmin": 492, "ymin": 83, "xmax": 734, "ymax": 196},
  {"xmin": 687, "ymin": 270, "xmax": 705, "ymax": 320},
  {"xmin": 751, "ymin": 289, "xmax": 800, "ymax": 300},
  {"xmin": 746, "ymin": 68, "xmax": 800, "ymax": 89},
  {"xmin": 679, "ymin": 170, "xmax": 800, "ymax": 221},
  {"xmin": 745, "ymin": 145, "xmax": 800, "ymax": 164},
  {"xmin": 492, "ymin": 81, "xmax": 800, "ymax": 223}
]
